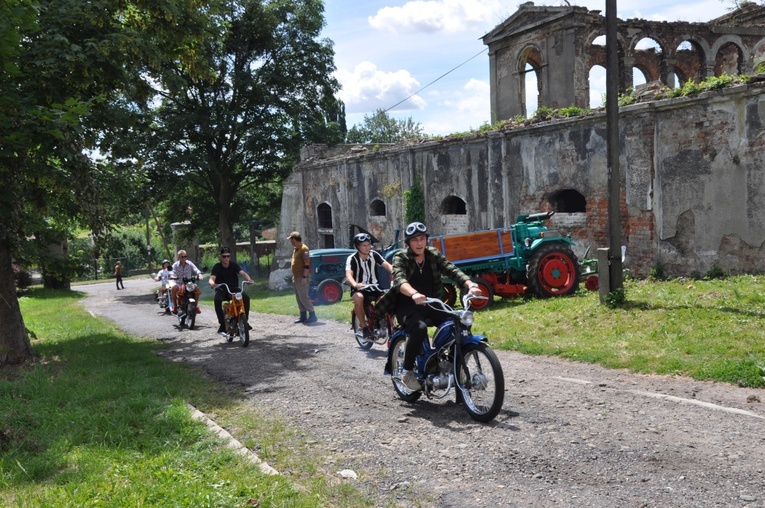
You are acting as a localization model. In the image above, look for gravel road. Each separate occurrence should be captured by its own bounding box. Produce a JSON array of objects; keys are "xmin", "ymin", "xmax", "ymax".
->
[{"xmin": 79, "ymin": 279, "xmax": 765, "ymax": 507}]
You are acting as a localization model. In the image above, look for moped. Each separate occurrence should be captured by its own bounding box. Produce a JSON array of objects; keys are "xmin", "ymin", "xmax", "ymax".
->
[
  {"xmin": 154, "ymin": 277, "xmax": 176, "ymax": 313},
  {"xmin": 176, "ymin": 275, "xmax": 200, "ymax": 330},
  {"xmin": 386, "ymin": 294, "xmax": 505, "ymax": 422},
  {"xmin": 350, "ymin": 283, "xmax": 396, "ymax": 350},
  {"xmin": 214, "ymin": 281, "xmax": 254, "ymax": 347}
]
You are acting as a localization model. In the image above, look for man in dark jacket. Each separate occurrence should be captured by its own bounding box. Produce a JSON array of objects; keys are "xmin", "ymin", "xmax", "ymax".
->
[
  {"xmin": 208, "ymin": 247, "xmax": 254, "ymax": 335},
  {"xmin": 376, "ymin": 222, "xmax": 481, "ymax": 391}
]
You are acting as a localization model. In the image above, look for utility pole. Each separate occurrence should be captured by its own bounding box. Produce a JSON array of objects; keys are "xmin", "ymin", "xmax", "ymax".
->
[{"xmin": 599, "ymin": 0, "xmax": 624, "ymax": 302}]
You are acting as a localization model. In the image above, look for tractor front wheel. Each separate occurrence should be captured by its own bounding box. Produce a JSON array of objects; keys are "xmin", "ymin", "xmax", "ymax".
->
[
  {"xmin": 459, "ymin": 277, "xmax": 494, "ymax": 310},
  {"xmin": 316, "ymin": 279, "xmax": 343, "ymax": 305},
  {"xmin": 526, "ymin": 243, "xmax": 580, "ymax": 298}
]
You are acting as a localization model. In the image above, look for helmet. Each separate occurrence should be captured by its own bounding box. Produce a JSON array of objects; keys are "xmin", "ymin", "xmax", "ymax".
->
[
  {"xmin": 404, "ymin": 222, "xmax": 428, "ymax": 242},
  {"xmin": 353, "ymin": 233, "xmax": 371, "ymax": 248},
  {"xmin": 161, "ymin": 259, "xmax": 171, "ymax": 267}
]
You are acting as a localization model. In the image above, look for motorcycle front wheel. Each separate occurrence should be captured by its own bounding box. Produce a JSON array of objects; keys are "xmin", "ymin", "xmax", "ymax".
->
[
  {"xmin": 389, "ymin": 336, "xmax": 421, "ymax": 403},
  {"xmin": 351, "ymin": 314, "xmax": 373, "ymax": 350},
  {"xmin": 237, "ymin": 314, "xmax": 250, "ymax": 347},
  {"xmin": 186, "ymin": 303, "xmax": 196, "ymax": 330},
  {"xmin": 457, "ymin": 342, "xmax": 505, "ymax": 422}
]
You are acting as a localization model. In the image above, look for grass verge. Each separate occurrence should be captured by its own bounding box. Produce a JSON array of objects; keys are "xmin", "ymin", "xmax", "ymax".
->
[
  {"xmin": 2, "ymin": 289, "xmax": 372, "ymax": 507},
  {"xmin": 241, "ymin": 276, "xmax": 765, "ymax": 388}
]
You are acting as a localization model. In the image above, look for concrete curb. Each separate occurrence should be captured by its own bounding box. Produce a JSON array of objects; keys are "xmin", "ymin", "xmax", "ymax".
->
[{"xmin": 187, "ymin": 403, "xmax": 279, "ymax": 476}]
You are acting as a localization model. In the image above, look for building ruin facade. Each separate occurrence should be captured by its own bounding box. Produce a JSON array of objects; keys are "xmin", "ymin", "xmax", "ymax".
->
[
  {"xmin": 484, "ymin": 2, "xmax": 765, "ymax": 120},
  {"xmin": 270, "ymin": 4, "xmax": 765, "ymax": 290}
]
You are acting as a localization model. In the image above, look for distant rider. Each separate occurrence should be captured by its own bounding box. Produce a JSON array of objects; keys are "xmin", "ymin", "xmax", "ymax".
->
[
  {"xmin": 345, "ymin": 233, "xmax": 392, "ymax": 340},
  {"xmin": 208, "ymin": 246, "xmax": 254, "ymax": 335},
  {"xmin": 154, "ymin": 259, "xmax": 174, "ymax": 302},
  {"xmin": 376, "ymin": 222, "xmax": 481, "ymax": 391},
  {"xmin": 170, "ymin": 249, "xmax": 204, "ymax": 316}
]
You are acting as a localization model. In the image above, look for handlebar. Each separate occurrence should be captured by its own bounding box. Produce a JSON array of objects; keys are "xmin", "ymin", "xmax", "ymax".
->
[
  {"xmin": 420, "ymin": 293, "xmax": 487, "ymax": 313},
  {"xmin": 358, "ymin": 283, "xmax": 386, "ymax": 293},
  {"xmin": 213, "ymin": 281, "xmax": 254, "ymax": 294}
]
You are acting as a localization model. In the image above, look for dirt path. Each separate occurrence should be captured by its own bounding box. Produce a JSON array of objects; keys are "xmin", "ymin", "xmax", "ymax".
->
[{"xmin": 80, "ymin": 280, "xmax": 765, "ymax": 507}]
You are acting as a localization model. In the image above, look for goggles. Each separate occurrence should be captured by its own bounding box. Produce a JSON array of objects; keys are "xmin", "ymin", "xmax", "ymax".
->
[
  {"xmin": 405, "ymin": 222, "xmax": 427, "ymax": 236},
  {"xmin": 354, "ymin": 233, "xmax": 371, "ymax": 244}
]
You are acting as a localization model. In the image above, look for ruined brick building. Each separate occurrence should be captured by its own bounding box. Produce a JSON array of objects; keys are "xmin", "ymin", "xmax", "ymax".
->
[
  {"xmin": 484, "ymin": 2, "xmax": 765, "ymax": 119},
  {"xmin": 270, "ymin": 3, "xmax": 765, "ymax": 289}
]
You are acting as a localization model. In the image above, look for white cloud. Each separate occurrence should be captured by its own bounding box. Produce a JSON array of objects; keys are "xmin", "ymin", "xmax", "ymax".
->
[
  {"xmin": 336, "ymin": 61, "xmax": 427, "ymax": 113},
  {"xmin": 421, "ymin": 78, "xmax": 490, "ymax": 135},
  {"xmin": 369, "ymin": 0, "xmax": 506, "ymax": 34}
]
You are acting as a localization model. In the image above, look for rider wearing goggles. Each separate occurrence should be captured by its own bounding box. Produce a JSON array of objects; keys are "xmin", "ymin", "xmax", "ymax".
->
[{"xmin": 346, "ymin": 232, "xmax": 393, "ymax": 339}]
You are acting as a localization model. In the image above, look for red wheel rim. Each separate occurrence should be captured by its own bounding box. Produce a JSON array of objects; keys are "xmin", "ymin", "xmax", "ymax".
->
[
  {"xmin": 469, "ymin": 281, "xmax": 491, "ymax": 310},
  {"xmin": 322, "ymin": 283, "xmax": 341, "ymax": 303},
  {"xmin": 537, "ymin": 253, "xmax": 576, "ymax": 293}
]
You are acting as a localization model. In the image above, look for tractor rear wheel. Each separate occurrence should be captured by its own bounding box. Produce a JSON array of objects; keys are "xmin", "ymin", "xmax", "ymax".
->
[{"xmin": 526, "ymin": 243, "xmax": 580, "ymax": 298}]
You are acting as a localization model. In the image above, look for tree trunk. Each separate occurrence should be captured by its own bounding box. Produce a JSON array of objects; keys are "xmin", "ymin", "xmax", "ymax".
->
[
  {"xmin": 218, "ymin": 193, "xmax": 237, "ymax": 264},
  {"xmin": 0, "ymin": 241, "xmax": 34, "ymax": 365}
]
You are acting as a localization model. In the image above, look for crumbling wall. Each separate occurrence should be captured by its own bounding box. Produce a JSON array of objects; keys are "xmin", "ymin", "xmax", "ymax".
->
[{"xmin": 274, "ymin": 83, "xmax": 765, "ymax": 288}]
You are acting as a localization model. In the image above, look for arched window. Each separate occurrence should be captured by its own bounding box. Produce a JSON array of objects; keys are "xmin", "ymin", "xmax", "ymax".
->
[
  {"xmin": 440, "ymin": 196, "xmax": 467, "ymax": 215},
  {"xmin": 370, "ymin": 199, "xmax": 386, "ymax": 217},
  {"xmin": 676, "ymin": 39, "xmax": 707, "ymax": 83},
  {"xmin": 317, "ymin": 203, "xmax": 333, "ymax": 229},
  {"xmin": 715, "ymin": 42, "xmax": 743, "ymax": 76},
  {"xmin": 550, "ymin": 189, "xmax": 586, "ymax": 213},
  {"xmin": 518, "ymin": 46, "xmax": 543, "ymax": 118},
  {"xmin": 588, "ymin": 64, "xmax": 606, "ymax": 108}
]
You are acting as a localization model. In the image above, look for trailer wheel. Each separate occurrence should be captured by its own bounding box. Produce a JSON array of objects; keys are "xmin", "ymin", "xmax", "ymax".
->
[
  {"xmin": 527, "ymin": 243, "xmax": 580, "ymax": 298},
  {"xmin": 460, "ymin": 277, "xmax": 494, "ymax": 310},
  {"xmin": 441, "ymin": 283, "xmax": 457, "ymax": 307}
]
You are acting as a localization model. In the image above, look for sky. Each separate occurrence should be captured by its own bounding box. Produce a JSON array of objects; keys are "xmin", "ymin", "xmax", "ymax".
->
[{"xmin": 320, "ymin": 0, "xmax": 735, "ymax": 137}]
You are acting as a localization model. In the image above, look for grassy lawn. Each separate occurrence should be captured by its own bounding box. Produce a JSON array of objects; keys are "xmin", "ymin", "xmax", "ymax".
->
[
  {"xmin": 2, "ymin": 289, "xmax": 371, "ymax": 507},
  {"xmin": 241, "ymin": 275, "xmax": 765, "ymax": 388}
]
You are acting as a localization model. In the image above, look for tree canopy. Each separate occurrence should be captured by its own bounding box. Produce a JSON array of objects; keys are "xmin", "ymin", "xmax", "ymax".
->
[
  {"xmin": 0, "ymin": 0, "xmax": 214, "ymax": 364},
  {"xmin": 145, "ymin": 0, "xmax": 341, "ymax": 254},
  {"xmin": 346, "ymin": 109, "xmax": 426, "ymax": 144}
]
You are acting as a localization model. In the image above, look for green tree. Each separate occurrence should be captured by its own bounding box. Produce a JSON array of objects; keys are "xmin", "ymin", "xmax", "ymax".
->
[
  {"xmin": 346, "ymin": 108, "xmax": 425, "ymax": 144},
  {"xmin": 0, "ymin": 0, "xmax": 212, "ymax": 365},
  {"xmin": 144, "ymin": 0, "xmax": 340, "ymax": 258}
]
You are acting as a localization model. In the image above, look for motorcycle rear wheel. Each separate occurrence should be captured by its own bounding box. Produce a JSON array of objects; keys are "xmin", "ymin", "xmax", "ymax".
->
[
  {"xmin": 238, "ymin": 315, "xmax": 250, "ymax": 347},
  {"xmin": 389, "ymin": 336, "xmax": 421, "ymax": 402},
  {"xmin": 457, "ymin": 342, "xmax": 504, "ymax": 422}
]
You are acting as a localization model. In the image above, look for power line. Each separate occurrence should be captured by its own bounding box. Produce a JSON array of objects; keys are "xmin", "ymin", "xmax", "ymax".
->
[{"xmin": 384, "ymin": 47, "xmax": 489, "ymax": 113}]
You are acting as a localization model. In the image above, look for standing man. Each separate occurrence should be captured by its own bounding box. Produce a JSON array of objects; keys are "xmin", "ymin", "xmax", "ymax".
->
[
  {"xmin": 209, "ymin": 247, "xmax": 254, "ymax": 335},
  {"xmin": 288, "ymin": 231, "xmax": 317, "ymax": 324},
  {"xmin": 114, "ymin": 260, "xmax": 125, "ymax": 290},
  {"xmin": 345, "ymin": 233, "xmax": 392, "ymax": 340},
  {"xmin": 170, "ymin": 249, "xmax": 204, "ymax": 315}
]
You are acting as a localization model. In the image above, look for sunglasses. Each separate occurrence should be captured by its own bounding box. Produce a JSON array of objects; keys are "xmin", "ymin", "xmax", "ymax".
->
[
  {"xmin": 221, "ymin": 254, "xmax": 230, "ymax": 258},
  {"xmin": 405, "ymin": 222, "xmax": 427, "ymax": 236},
  {"xmin": 179, "ymin": 255, "xmax": 187, "ymax": 258}
]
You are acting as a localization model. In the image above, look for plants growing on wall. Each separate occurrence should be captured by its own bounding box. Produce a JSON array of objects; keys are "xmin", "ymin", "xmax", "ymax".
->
[{"xmin": 404, "ymin": 175, "xmax": 425, "ymax": 224}]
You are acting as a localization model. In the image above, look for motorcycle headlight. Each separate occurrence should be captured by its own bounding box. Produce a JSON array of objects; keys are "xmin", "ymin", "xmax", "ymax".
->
[
  {"xmin": 235, "ymin": 292, "xmax": 243, "ymax": 301},
  {"xmin": 185, "ymin": 282, "xmax": 196, "ymax": 291},
  {"xmin": 460, "ymin": 310, "xmax": 474, "ymax": 327}
]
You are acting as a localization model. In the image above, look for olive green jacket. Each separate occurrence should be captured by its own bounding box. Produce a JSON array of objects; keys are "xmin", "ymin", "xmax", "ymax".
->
[{"xmin": 375, "ymin": 246, "xmax": 470, "ymax": 317}]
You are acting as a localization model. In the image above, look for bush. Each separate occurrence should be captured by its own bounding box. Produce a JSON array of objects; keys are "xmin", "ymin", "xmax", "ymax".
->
[{"xmin": 13, "ymin": 261, "xmax": 32, "ymax": 291}]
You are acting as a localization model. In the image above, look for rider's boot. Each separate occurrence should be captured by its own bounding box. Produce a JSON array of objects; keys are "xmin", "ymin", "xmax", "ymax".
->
[
  {"xmin": 294, "ymin": 311, "xmax": 307, "ymax": 323},
  {"xmin": 304, "ymin": 311, "xmax": 318, "ymax": 324}
]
